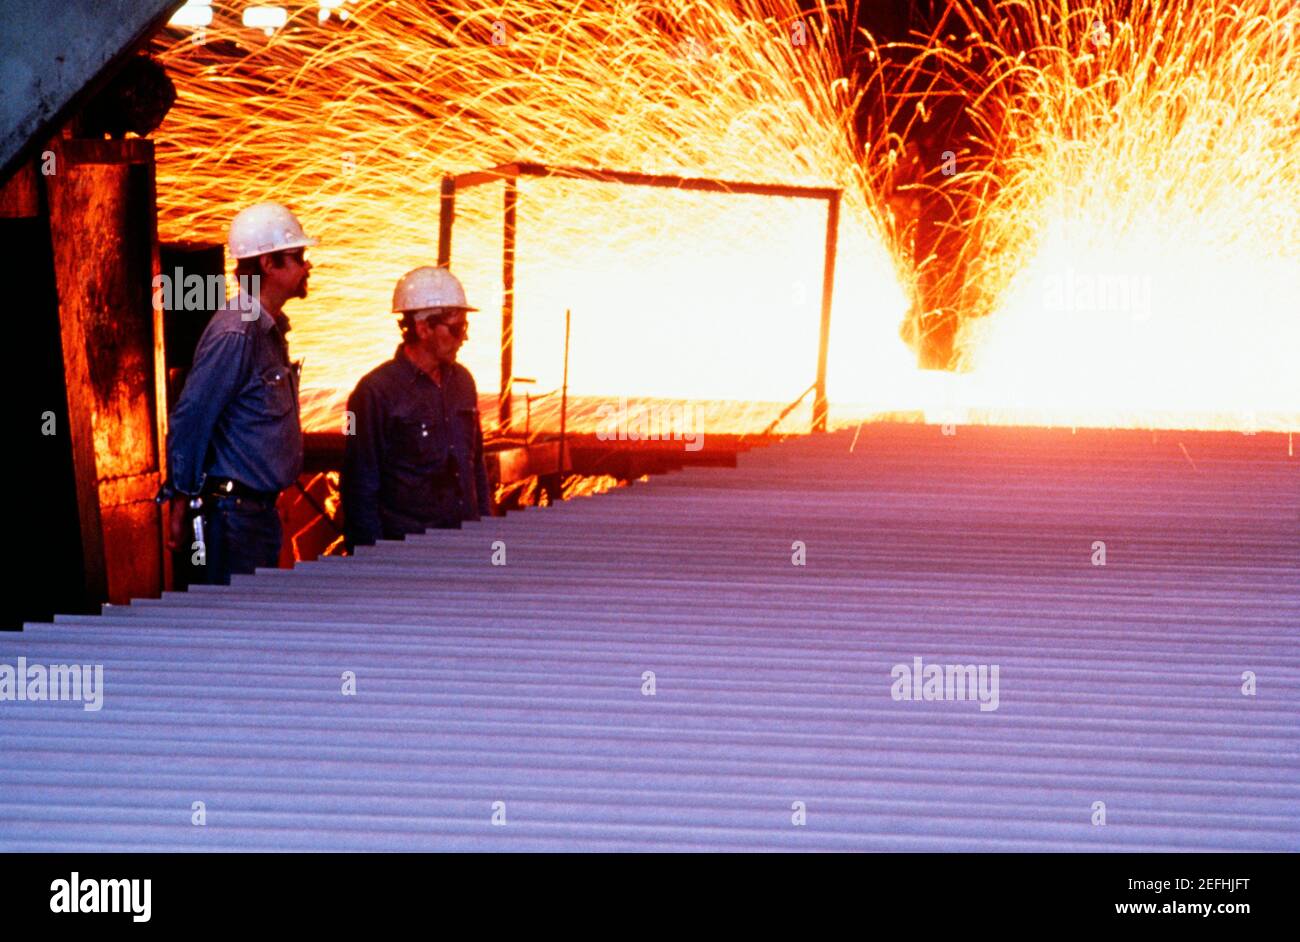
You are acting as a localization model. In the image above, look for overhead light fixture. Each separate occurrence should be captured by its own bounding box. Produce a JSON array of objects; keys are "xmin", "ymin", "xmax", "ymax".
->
[
  {"xmin": 168, "ymin": 1, "xmax": 213, "ymax": 29},
  {"xmin": 243, "ymin": 5, "xmax": 288, "ymax": 36}
]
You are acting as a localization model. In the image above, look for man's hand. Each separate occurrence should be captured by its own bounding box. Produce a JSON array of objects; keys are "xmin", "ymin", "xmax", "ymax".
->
[{"xmin": 165, "ymin": 496, "xmax": 191, "ymax": 551}]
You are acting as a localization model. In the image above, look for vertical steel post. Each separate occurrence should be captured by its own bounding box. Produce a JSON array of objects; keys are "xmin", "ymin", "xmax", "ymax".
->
[
  {"xmin": 500, "ymin": 177, "xmax": 517, "ymax": 432},
  {"xmin": 559, "ymin": 308, "xmax": 571, "ymax": 477},
  {"xmin": 437, "ymin": 175, "xmax": 455, "ymax": 267},
  {"xmin": 813, "ymin": 192, "xmax": 840, "ymax": 433}
]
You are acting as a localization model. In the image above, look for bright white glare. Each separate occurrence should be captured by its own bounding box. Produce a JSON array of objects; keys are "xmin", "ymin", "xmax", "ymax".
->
[
  {"xmin": 318, "ymin": 0, "xmax": 346, "ymax": 23},
  {"xmin": 243, "ymin": 5, "xmax": 288, "ymax": 35},
  {"xmin": 168, "ymin": 2, "xmax": 213, "ymax": 28}
]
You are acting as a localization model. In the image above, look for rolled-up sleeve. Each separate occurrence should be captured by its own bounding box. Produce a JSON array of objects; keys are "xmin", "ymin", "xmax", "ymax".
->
[
  {"xmin": 167, "ymin": 330, "xmax": 252, "ymax": 495},
  {"xmin": 342, "ymin": 380, "xmax": 385, "ymax": 550}
]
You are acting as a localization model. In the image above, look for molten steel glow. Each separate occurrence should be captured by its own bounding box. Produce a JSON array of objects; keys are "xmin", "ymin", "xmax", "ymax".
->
[
  {"xmin": 936, "ymin": 0, "xmax": 1300, "ymax": 430},
  {"xmin": 153, "ymin": 0, "xmax": 918, "ymax": 434}
]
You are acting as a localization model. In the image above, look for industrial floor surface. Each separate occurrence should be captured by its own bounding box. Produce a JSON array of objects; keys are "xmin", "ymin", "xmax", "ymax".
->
[{"xmin": 2, "ymin": 424, "xmax": 1298, "ymax": 850}]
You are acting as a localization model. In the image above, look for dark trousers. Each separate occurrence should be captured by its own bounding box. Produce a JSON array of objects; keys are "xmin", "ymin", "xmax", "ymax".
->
[{"xmin": 201, "ymin": 495, "xmax": 282, "ymax": 586}]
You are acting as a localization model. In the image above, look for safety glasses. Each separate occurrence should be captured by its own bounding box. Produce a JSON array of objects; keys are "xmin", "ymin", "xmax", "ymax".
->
[{"xmin": 436, "ymin": 318, "xmax": 468, "ymax": 339}]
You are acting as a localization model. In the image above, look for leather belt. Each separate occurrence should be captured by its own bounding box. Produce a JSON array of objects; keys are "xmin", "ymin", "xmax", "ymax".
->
[{"xmin": 204, "ymin": 477, "xmax": 279, "ymax": 504}]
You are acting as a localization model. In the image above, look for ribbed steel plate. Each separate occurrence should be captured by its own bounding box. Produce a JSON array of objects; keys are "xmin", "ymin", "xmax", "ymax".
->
[{"xmin": 1, "ymin": 424, "xmax": 1297, "ymax": 850}]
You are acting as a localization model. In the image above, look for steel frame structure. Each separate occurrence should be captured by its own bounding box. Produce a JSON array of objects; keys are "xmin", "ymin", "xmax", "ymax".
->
[{"xmin": 437, "ymin": 162, "xmax": 841, "ymax": 434}]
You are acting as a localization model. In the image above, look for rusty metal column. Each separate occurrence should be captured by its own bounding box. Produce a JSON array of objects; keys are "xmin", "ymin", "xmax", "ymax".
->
[
  {"xmin": 500, "ymin": 177, "xmax": 517, "ymax": 432},
  {"xmin": 437, "ymin": 175, "xmax": 455, "ymax": 267},
  {"xmin": 812, "ymin": 191, "xmax": 840, "ymax": 433},
  {"xmin": 45, "ymin": 138, "xmax": 167, "ymax": 604}
]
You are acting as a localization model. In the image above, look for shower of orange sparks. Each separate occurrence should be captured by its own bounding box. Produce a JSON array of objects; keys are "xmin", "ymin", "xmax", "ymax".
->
[
  {"xmin": 151, "ymin": 0, "xmax": 1298, "ymax": 435},
  {"xmin": 924, "ymin": 0, "xmax": 1300, "ymax": 431},
  {"xmin": 152, "ymin": 0, "xmax": 921, "ymax": 434}
]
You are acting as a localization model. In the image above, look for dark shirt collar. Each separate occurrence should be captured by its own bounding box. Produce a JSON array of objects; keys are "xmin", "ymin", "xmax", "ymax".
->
[
  {"xmin": 241, "ymin": 291, "xmax": 290, "ymax": 335},
  {"xmin": 394, "ymin": 345, "xmax": 447, "ymax": 385}
]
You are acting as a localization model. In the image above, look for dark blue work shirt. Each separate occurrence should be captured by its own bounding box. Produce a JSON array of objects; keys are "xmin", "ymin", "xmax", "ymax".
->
[
  {"xmin": 342, "ymin": 347, "xmax": 491, "ymax": 549},
  {"xmin": 166, "ymin": 293, "xmax": 304, "ymax": 497}
]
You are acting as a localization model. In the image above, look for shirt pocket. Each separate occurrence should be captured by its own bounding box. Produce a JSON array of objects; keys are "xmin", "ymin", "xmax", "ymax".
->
[
  {"xmin": 394, "ymin": 416, "xmax": 444, "ymax": 465},
  {"xmin": 253, "ymin": 364, "xmax": 296, "ymax": 418}
]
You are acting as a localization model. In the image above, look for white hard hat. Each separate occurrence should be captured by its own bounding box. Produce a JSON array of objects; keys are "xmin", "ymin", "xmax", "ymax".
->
[
  {"xmin": 392, "ymin": 265, "xmax": 477, "ymax": 314},
  {"xmin": 228, "ymin": 202, "xmax": 318, "ymax": 260}
]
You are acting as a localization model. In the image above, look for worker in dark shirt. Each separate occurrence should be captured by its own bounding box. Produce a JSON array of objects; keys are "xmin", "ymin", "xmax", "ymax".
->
[
  {"xmin": 342, "ymin": 266, "xmax": 492, "ymax": 550},
  {"xmin": 158, "ymin": 202, "xmax": 316, "ymax": 584}
]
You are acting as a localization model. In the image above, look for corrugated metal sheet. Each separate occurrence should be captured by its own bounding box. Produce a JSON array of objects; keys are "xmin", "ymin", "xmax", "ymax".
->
[{"xmin": 2, "ymin": 424, "xmax": 1297, "ymax": 851}]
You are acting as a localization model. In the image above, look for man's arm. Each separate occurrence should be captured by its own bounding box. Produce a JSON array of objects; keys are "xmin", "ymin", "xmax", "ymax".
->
[
  {"xmin": 341, "ymin": 380, "xmax": 385, "ymax": 550},
  {"xmin": 166, "ymin": 327, "xmax": 253, "ymax": 496}
]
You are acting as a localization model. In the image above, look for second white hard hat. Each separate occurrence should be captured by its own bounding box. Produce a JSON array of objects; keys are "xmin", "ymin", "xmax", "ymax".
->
[
  {"xmin": 392, "ymin": 265, "xmax": 477, "ymax": 314},
  {"xmin": 228, "ymin": 202, "xmax": 318, "ymax": 260}
]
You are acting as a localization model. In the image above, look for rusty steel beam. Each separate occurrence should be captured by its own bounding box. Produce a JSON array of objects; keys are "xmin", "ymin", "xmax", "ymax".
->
[
  {"xmin": 437, "ymin": 175, "xmax": 455, "ymax": 267},
  {"xmin": 45, "ymin": 137, "xmax": 166, "ymax": 606},
  {"xmin": 452, "ymin": 163, "xmax": 521, "ymax": 190},
  {"xmin": 812, "ymin": 192, "xmax": 840, "ymax": 433},
  {"xmin": 455, "ymin": 161, "xmax": 840, "ymax": 201},
  {"xmin": 500, "ymin": 177, "xmax": 517, "ymax": 431}
]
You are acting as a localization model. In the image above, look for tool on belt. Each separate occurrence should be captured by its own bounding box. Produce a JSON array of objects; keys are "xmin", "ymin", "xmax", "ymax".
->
[
  {"xmin": 189, "ymin": 497, "xmax": 205, "ymax": 548},
  {"xmin": 184, "ymin": 479, "xmax": 278, "ymax": 550}
]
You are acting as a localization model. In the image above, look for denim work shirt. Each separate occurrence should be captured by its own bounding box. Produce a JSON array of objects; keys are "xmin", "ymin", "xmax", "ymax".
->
[
  {"xmin": 342, "ymin": 348, "xmax": 491, "ymax": 549},
  {"xmin": 166, "ymin": 293, "xmax": 304, "ymax": 497}
]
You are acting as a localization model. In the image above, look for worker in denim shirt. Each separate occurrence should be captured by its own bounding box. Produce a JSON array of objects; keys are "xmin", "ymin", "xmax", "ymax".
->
[
  {"xmin": 342, "ymin": 266, "xmax": 492, "ymax": 550},
  {"xmin": 158, "ymin": 202, "xmax": 316, "ymax": 584}
]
